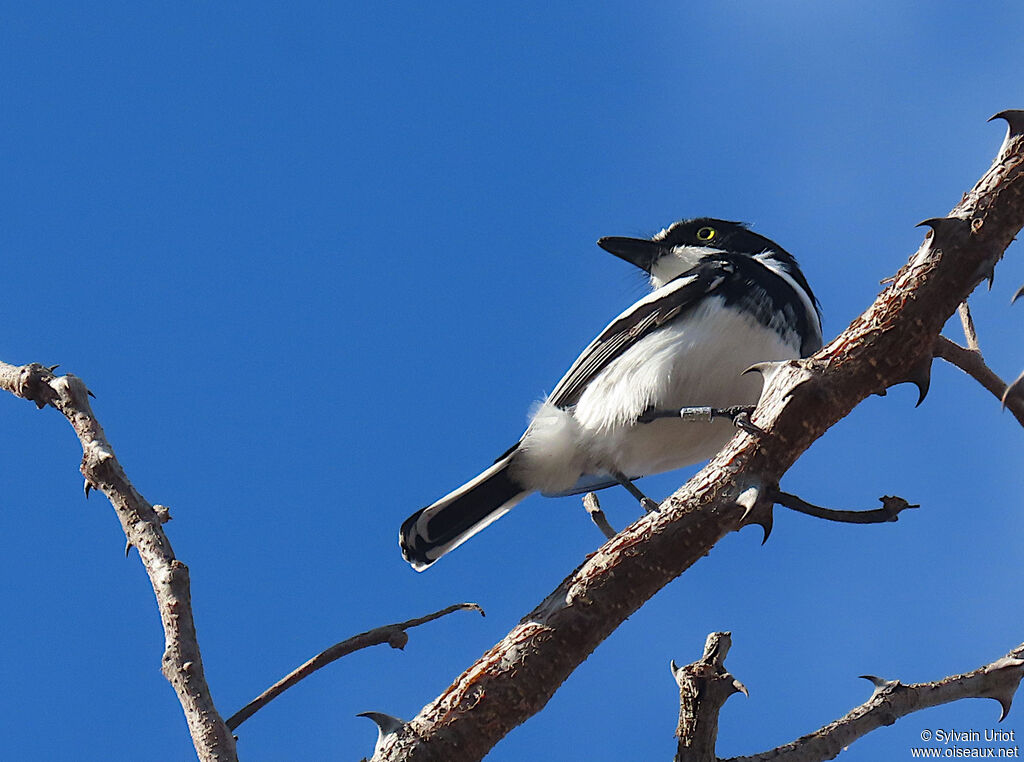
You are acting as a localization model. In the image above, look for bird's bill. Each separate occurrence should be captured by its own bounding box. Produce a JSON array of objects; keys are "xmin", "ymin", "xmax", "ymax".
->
[{"xmin": 597, "ymin": 236, "xmax": 663, "ymax": 273}]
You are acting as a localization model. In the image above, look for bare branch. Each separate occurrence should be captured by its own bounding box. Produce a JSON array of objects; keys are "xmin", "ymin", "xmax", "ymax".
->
[
  {"xmin": 661, "ymin": 633, "xmax": 1024, "ymax": 762},
  {"xmin": 934, "ymin": 335, "xmax": 1024, "ymax": 426},
  {"xmin": 0, "ymin": 362, "xmax": 237, "ymax": 762},
  {"xmin": 673, "ymin": 632, "xmax": 746, "ymax": 762},
  {"xmin": 772, "ymin": 490, "xmax": 918, "ymax": 524},
  {"xmin": 583, "ymin": 492, "xmax": 617, "ymax": 539},
  {"xmin": 378, "ymin": 114, "xmax": 1024, "ymax": 762},
  {"xmin": 227, "ymin": 602, "xmax": 484, "ymax": 731},
  {"xmin": 957, "ymin": 301, "xmax": 981, "ymax": 351},
  {"xmin": 724, "ymin": 643, "xmax": 1024, "ymax": 762}
]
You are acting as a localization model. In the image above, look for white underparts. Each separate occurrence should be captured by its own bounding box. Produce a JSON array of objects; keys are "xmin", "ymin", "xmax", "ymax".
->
[{"xmin": 512, "ymin": 297, "xmax": 799, "ymax": 493}]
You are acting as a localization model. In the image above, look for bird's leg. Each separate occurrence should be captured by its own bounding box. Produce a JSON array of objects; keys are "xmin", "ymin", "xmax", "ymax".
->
[
  {"xmin": 637, "ymin": 405, "xmax": 766, "ymax": 436},
  {"xmin": 611, "ymin": 471, "xmax": 660, "ymax": 513}
]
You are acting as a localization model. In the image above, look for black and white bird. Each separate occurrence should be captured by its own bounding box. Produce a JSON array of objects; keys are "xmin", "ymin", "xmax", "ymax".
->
[{"xmin": 400, "ymin": 218, "xmax": 822, "ymax": 570}]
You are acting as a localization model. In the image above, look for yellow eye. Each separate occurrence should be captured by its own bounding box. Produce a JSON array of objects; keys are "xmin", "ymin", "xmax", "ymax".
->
[{"xmin": 696, "ymin": 226, "xmax": 716, "ymax": 241}]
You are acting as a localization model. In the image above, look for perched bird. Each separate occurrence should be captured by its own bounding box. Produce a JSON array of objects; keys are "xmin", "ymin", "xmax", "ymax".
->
[{"xmin": 400, "ymin": 218, "xmax": 822, "ymax": 570}]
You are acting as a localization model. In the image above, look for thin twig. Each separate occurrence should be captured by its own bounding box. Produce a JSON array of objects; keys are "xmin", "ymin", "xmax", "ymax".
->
[
  {"xmin": 958, "ymin": 301, "xmax": 981, "ymax": 352},
  {"xmin": 0, "ymin": 362, "xmax": 237, "ymax": 762},
  {"xmin": 226, "ymin": 602, "xmax": 484, "ymax": 731},
  {"xmin": 934, "ymin": 335, "xmax": 1024, "ymax": 426},
  {"xmin": 773, "ymin": 490, "xmax": 918, "ymax": 524},
  {"xmin": 583, "ymin": 492, "xmax": 617, "ymax": 539}
]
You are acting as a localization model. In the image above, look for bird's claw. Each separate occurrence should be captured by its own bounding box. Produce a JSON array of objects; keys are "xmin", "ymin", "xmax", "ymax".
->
[
  {"xmin": 714, "ymin": 406, "xmax": 766, "ymax": 437},
  {"xmin": 638, "ymin": 405, "xmax": 764, "ymax": 435}
]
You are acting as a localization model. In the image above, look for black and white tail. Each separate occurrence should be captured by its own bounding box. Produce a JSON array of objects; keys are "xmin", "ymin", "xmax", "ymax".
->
[{"xmin": 400, "ymin": 454, "xmax": 528, "ymax": 571}]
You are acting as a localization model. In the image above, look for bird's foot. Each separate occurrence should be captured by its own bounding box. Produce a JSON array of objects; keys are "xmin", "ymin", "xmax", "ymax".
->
[
  {"xmin": 710, "ymin": 405, "xmax": 766, "ymax": 436},
  {"xmin": 638, "ymin": 405, "xmax": 766, "ymax": 436},
  {"xmin": 640, "ymin": 497, "xmax": 661, "ymax": 513}
]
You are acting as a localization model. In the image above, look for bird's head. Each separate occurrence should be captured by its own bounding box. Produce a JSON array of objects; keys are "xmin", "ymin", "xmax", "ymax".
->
[{"xmin": 599, "ymin": 217, "xmax": 790, "ymax": 289}]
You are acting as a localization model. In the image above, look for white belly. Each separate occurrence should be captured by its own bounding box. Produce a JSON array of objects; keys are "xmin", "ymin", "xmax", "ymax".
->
[{"xmin": 513, "ymin": 300, "xmax": 799, "ymax": 492}]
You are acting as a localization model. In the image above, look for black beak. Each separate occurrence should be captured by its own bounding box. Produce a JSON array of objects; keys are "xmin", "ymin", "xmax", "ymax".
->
[{"xmin": 597, "ymin": 236, "xmax": 663, "ymax": 273}]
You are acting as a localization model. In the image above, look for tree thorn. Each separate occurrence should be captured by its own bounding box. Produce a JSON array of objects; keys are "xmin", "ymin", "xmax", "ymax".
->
[
  {"xmin": 898, "ymin": 353, "xmax": 934, "ymax": 407},
  {"xmin": 988, "ymin": 109, "xmax": 1024, "ymax": 138},
  {"xmin": 357, "ymin": 711, "xmax": 405, "ymax": 757},
  {"xmin": 859, "ymin": 674, "xmax": 901, "ymax": 698},
  {"xmin": 743, "ymin": 360, "xmax": 786, "ymax": 383},
  {"xmin": 1002, "ymin": 372, "xmax": 1024, "ymax": 410},
  {"xmin": 996, "ymin": 695, "xmax": 1014, "ymax": 723},
  {"xmin": 987, "ymin": 656, "xmax": 1024, "ymax": 721},
  {"xmin": 916, "ymin": 216, "xmax": 971, "ymax": 248},
  {"xmin": 736, "ymin": 484, "xmax": 773, "ymax": 543}
]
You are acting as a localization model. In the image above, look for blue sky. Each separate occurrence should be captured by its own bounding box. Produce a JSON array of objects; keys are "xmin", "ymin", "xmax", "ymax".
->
[{"xmin": 2, "ymin": 3, "xmax": 1022, "ymax": 760}]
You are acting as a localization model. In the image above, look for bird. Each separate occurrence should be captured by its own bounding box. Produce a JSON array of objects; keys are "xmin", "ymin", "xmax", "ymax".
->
[{"xmin": 400, "ymin": 218, "xmax": 822, "ymax": 570}]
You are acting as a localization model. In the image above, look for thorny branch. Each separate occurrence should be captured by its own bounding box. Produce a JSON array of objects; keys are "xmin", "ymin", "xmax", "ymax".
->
[
  {"xmin": 3, "ymin": 111, "xmax": 1021, "ymax": 762},
  {"xmin": 669, "ymin": 632, "xmax": 1024, "ymax": 762},
  {"xmin": 720, "ymin": 641, "xmax": 1024, "ymax": 762},
  {"xmin": 0, "ymin": 362, "xmax": 487, "ymax": 756},
  {"xmin": 0, "ymin": 362, "xmax": 238, "ymax": 762},
  {"xmin": 375, "ymin": 112, "xmax": 1024, "ymax": 762}
]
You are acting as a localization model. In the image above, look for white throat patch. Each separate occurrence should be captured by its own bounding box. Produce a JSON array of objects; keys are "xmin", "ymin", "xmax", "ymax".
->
[{"xmin": 649, "ymin": 245, "xmax": 722, "ymax": 288}]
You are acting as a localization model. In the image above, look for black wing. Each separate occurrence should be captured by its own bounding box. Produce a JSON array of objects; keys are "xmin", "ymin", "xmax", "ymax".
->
[{"xmin": 546, "ymin": 260, "xmax": 733, "ymax": 408}]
